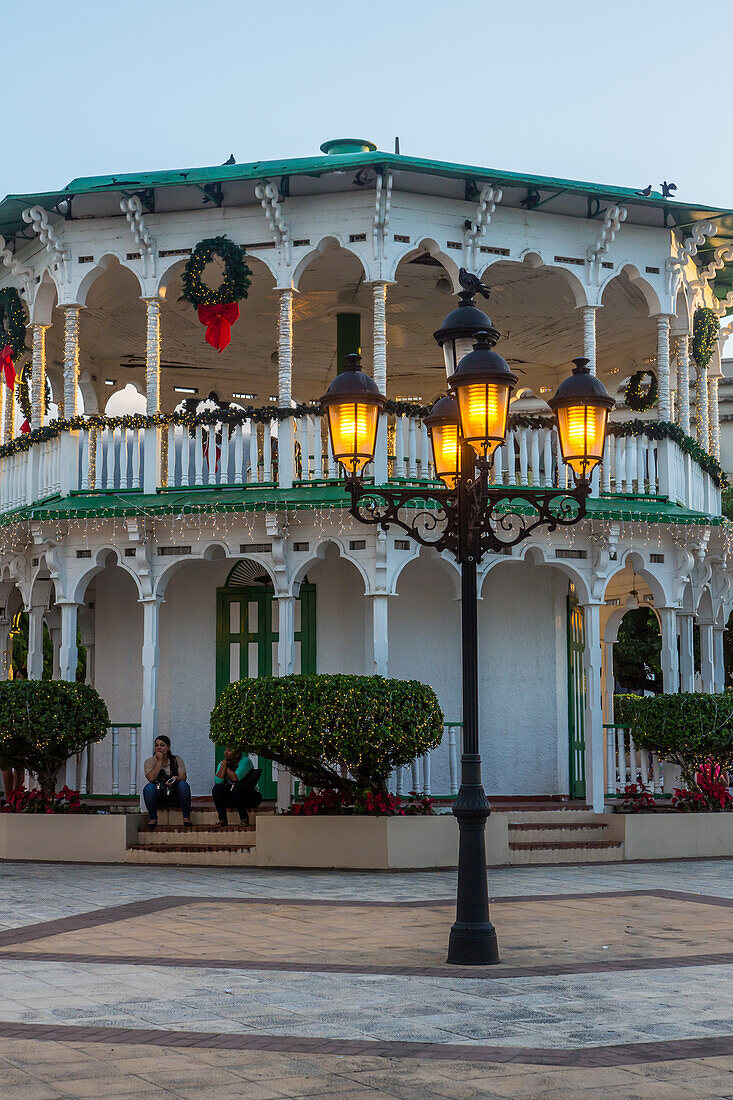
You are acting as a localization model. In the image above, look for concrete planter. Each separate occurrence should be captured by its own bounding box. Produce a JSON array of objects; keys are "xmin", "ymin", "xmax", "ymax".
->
[
  {"xmin": 255, "ymin": 813, "xmax": 510, "ymax": 869},
  {"xmin": 0, "ymin": 813, "xmax": 144, "ymax": 863},
  {"xmin": 623, "ymin": 811, "xmax": 733, "ymax": 860}
]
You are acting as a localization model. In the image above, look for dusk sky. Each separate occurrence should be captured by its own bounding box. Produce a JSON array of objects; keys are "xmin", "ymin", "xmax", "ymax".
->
[{"xmin": 3, "ymin": 0, "xmax": 730, "ymax": 209}]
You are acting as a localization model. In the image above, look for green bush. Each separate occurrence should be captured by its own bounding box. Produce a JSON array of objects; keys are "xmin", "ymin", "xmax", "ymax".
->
[
  {"xmin": 615, "ymin": 692, "xmax": 733, "ymax": 806},
  {"xmin": 0, "ymin": 681, "xmax": 110, "ymax": 793},
  {"xmin": 210, "ymin": 673, "xmax": 444, "ymax": 797}
]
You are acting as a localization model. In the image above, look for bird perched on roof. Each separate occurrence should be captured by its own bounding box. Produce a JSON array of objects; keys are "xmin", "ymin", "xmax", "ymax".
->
[
  {"xmin": 222, "ymin": 154, "xmax": 236, "ymax": 165},
  {"xmin": 661, "ymin": 181, "xmax": 677, "ymax": 198},
  {"xmin": 635, "ymin": 185, "xmax": 653, "ymax": 197},
  {"xmin": 458, "ymin": 268, "xmax": 491, "ymax": 299}
]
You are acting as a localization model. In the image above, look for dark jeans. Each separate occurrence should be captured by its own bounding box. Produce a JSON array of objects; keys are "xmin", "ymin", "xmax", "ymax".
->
[
  {"xmin": 212, "ymin": 782, "xmax": 262, "ymax": 824},
  {"xmin": 143, "ymin": 780, "xmax": 191, "ymax": 821}
]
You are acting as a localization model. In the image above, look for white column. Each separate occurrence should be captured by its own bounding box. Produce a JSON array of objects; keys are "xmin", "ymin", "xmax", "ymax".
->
[
  {"xmin": 581, "ymin": 602, "xmax": 605, "ymax": 813},
  {"xmin": 696, "ymin": 364, "xmax": 709, "ymax": 447},
  {"xmin": 676, "ymin": 333, "xmax": 690, "ymax": 434},
  {"xmin": 713, "ymin": 626, "xmax": 725, "ymax": 693},
  {"xmin": 30, "ymin": 323, "xmax": 48, "ymax": 429},
  {"xmin": 658, "ymin": 607, "xmax": 680, "ymax": 694},
  {"xmin": 709, "ymin": 376, "xmax": 720, "ymax": 459},
  {"xmin": 656, "ymin": 315, "xmax": 671, "ymax": 421},
  {"xmin": 373, "ymin": 282, "xmax": 389, "ymax": 484},
  {"xmin": 581, "ymin": 306, "xmax": 598, "ymax": 376},
  {"xmin": 58, "ymin": 601, "xmax": 79, "ymax": 682},
  {"xmin": 277, "ymin": 289, "xmax": 294, "ymax": 489},
  {"xmin": 699, "ymin": 621, "xmax": 715, "ymax": 693},
  {"xmin": 140, "ymin": 597, "xmax": 162, "ymax": 758},
  {"xmin": 143, "ymin": 298, "xmax": 161, "ymax": 416},
  {"xmin": 370, "ymin": 593, "xmax": 389, "ymax": 676},
  {"xmin": 678, "ymin": 613, "xmax": 695, "ymax": 693},
  {"xmin": 601, "ymin": 640, "xmax": 615, "ymax": 724},
  {"xmin": 61, "ymin": 306, "xmax": 81, "ymax": 418},
  {"xmin": 27, "ymin": 604, "xmax": 45, "ymax": 680},
  {"xmin": 276, "ymin": 595, "xmax": 295, "ymax": 676}
]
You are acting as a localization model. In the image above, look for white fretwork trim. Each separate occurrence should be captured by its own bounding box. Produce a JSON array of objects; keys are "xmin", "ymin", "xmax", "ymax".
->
[
  {"xmin": 681, "ymin": 221, "xmax": 716, "ymax": 261},
  {"xmin": 0, "ymin": 235, "xmax": 32, "ymax": 296},
  {"xmin": 255, "ymin": 180, "xmax": 290, "ymax": 261},
  {"xmin": 463, "ymin": 184, "xmax": 502, "ymax": 269},
  {"xmin": 21, "ymin": 207, "xmax": 70, "ymax": 281},
  {"xmin": 120, "ymin": 196, "xmax": 156, "ymax": 279},
  {"xmin": 372, "ymin": 171, "xmax": 393, "ymax": 261},
  {"xmin": 587, "ymin": 204, "xmax": 627, "ymax": 266},
  {"xmin": 691, "ymin": 244, "xmax": 733, "ymax": 293}
]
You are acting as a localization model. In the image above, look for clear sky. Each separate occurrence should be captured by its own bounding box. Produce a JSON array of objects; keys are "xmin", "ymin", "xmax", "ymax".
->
[{"xmin": 2, "ymin": 0, "xmax": 730, "ymax": 209}]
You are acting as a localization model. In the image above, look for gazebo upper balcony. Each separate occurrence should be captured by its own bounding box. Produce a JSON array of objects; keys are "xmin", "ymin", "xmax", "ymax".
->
[{"xmin": 0, "ymin": 409, "xmax": 721, "ymax": 521}]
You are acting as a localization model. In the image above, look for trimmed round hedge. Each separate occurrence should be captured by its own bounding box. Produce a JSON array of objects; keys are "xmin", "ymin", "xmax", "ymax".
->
[
  {"xmin": 0, "ymin": 680, "xmax": 110, "ymax": 793},
  {"xmin": 210, "ymin": 673, "xmax": 444, "ymax": 796}
]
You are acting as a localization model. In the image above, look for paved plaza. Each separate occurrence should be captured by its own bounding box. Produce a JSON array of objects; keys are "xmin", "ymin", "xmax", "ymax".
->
[{"xmin": 0, "ymin": 860, "xmax": 731, "ymax": 1097}]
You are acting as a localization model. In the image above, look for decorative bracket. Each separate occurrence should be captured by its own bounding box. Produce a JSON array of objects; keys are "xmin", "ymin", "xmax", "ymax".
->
[
  {"xmin": 587, "ymin": 204, "xmax": 627, "ymax": 271},
  {"xmin": 255, "ymin": 180, "xmax": 290, "ymax": 263},
  {"xmin": 666, "ymin": 220, "xmax": 717, "ymax": 296},
  {"xmin": 463, "ymin": 184, "xmax": 502, "ymax": 271},
  {"xmin": 0, "ymin": 235, "xmax": 33, "ymax": 298},
  {"xmin": 690, "ymin": 243, "xmax": 733, "ymax": 294},
  {"xmin": 119, "ymin": 195, "xmax": 156, "ymax": 279},
  {"xmin": 372, "ymin": 169, "xmax": 393, "ymax": 261},
  {"xmin": 21, "ymin": 207, "xmax": 71, "ymax": 282}
]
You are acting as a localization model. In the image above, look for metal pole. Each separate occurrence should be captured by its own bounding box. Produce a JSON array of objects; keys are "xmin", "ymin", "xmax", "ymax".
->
[{"xmin": 447, "ymin": 447, "xmax": 499, "ymax": 965}]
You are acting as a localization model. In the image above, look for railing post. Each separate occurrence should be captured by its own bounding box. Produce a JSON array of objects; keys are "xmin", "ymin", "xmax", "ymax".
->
[
  {"xmin": 142, "ymin": 425, "xmax": 162, "ymax": 494},
  {"xmin": 59, "ymin": 430, "xmax": 80, "ymax": 496},
  {"xmin": 129, "ymin": 726, "xmax": 139, "ymax": 796},
  {"xmin": 111, "ymin": 726, "xmax": 120, "ymax": 796}
]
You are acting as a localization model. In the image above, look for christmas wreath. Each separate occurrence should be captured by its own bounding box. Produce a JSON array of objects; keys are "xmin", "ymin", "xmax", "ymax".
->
[
  {"xmin": 0, "ymin": 287, "xmax": 27, "ymax": 391},
  {"xmin": 625, "ymin": 369, "xmax": 658, "ymax": 412},
  {"xmin": 181, "ymin": 236, "xmax": 251, "ymax": 352},
  {"xmin": 692, "ymin": 307, "xmax": 719, "ymax": 369}
]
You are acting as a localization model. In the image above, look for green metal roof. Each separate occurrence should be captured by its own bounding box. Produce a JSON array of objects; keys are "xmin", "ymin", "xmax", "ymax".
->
[
  {"xmin": 0, "ymin": 485, "xmax": 719, "ymax": 527},
  {"xmin": 3, "ymin": 146, "xmax": 733, "ymax": 303}
]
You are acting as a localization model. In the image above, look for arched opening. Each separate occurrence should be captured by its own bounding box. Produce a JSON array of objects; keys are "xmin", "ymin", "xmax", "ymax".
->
[
  {"xmin": 599, "ymin": 270, "xmax": 658, "ymax": 413},
  {"xmin": 307, "ymin": 542, "xmax": 364, "ymax": 673}
]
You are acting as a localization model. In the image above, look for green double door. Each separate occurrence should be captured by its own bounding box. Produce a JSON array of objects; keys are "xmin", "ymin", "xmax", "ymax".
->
[
  {"xmin": 567, "ymin": 590, "xmax": 586, "ymax": 800},
  {"xmin": 215, "ymin": 582, "xmax": 316, "ymax": 799}
]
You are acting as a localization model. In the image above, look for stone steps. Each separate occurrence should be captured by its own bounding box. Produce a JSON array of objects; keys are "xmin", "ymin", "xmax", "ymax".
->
[
  {"xmin": 134, "ymin": 824, "xmax": 256, "ymax": 848},
  {"xmin": 126, "ymin": 842, "xmax": 257, "ymax": 866},
  {"xmin": 506, "ymin": 810, "xmax": 624, "ymax": 864},
  {"xmin": 507, "ymin": 821, "xmax": 611, "ymax": 843}
]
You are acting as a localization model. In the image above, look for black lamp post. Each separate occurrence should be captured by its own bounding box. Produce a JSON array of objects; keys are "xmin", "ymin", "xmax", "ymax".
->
[{"xmin": 321, "ymin": 282, "xmax": 613, "ymax": 966}]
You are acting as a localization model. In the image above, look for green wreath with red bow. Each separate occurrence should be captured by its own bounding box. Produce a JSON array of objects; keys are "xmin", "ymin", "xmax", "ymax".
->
[
  {"xmin": 181, "ymin": 236, "xmax": 252, "ymax": 352},
  {"xmin": 0, "ymin": 287, "xmax": 27, "ymax": 391},
  {"xmin": 625, "ymin": 369, "xmax": 658, "ymax": 412}
]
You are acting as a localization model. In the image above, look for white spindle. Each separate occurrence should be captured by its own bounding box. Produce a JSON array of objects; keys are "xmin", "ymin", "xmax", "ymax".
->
[
  {"xmin": 103, "ymin": 429, "xmax": 114, "ymax": 490},
  {"xmin": 606, "ymin": 727, "xmax": 615, "ymax": 795},
  {"xmin": 410, "ymin": 757, "xmax": 420, "ymax": 794},
  {"xmin": 131, "ymin": 429, "xmax": 141, "ymax": 489},
  {"xmin": 422, "ymin": 752, "xmax": 432, "ymax": 797},
  {"xmin": 448, "ymin": 726, "xmax": 459, "ymax": 796},
  {"xmin": 648, "ymin": 440, "xmax": 657, "ymax": 494},
  {"xmin": 166, "ymin": 425, "xmax": 176, "ymax": 487},
  {"xmin": 519, "ymin": 429, "xmax": 529, "ymax": 485},
  {"xmin": 615, "ymin": 727, "xmax": 624, "ymax": 789},
  {"xmin": 640, "ymin": 749, "xmax": 649, "ymax": 788},
  {"xmin": 530, "ymin": 429, "xmax": 540, "ymax": 486},
  {"xmin": 249, "ymin": 422, "xmax": 259, "ymax": 482},
  {"xmin": 617, "ymin": 437, "xmax": 627, "ymax": 492},
  {"xmin": 636, "ymin": 435, "xmax": 646, "ymax": 493},
  {"xmin": 327, "ymin": 425, "xmax": 337, "ymax": 479},
  {"xmin": 80, "ymin": 429, "xmax": 90, "ymax": 491},
  {"xmin": 505, "ymin": 429, "xmax": 516, "ymax": 485},
  {"xmin": 420, "ymin": 422, "xmax": 430, "ymax": 479},
  {"xmin": 542, "ymin": 429, "xmax": 553, "ymax": 488},
  {"xmin": 194, "ymin": 426, "xmax": 203, "ymax": 486},
  {"xmin": 601, "ymin": 435, "xmax": 611, "ymax": 494},
  {"xmin": 408, "ymin": 418, "xmax": 417, "ymax": 479},
  {"xmin": 111, "ymin": 727, "xmax": 120, "ymax": 796},
  {"xmin": 628, "ymin": 732, "xmax": 638, "ymax": 783},
  {"xmin": 395, "ymin": 417, "xmax": 406, "ymax": 479},
  {"xmin": 233, "ymin": 425, "xmax": 244, "ymax": 484},
  {"xmin": 220, "ymin": 424, "xmax": 230, "ymax": 485},
  {"xmin": 395, "ymin": 764, "xmax": 405, "ymax": 797},
  {"xmin": 129, "ymin": 728, "xmax": 139, "ymax": 796},
  {"xmin": 296, "ymin": 420, "xmax": 307, "ymax": 481},
  {"xmin": 493, "ymin": 441, "xmax": 503, "ymax": 484},
  {"xmin": 263, "ymin": 422, "xmax": 273, "ymax": 482}
]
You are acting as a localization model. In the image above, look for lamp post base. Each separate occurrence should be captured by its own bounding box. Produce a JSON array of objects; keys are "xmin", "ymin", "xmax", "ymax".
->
[
  {"xmin": 447, "ymin": 921, "xmax": 500, "ymax": 966},
  {"xmin": 447, "ymin": 777, "xmax": 501, "ymax": 966}
]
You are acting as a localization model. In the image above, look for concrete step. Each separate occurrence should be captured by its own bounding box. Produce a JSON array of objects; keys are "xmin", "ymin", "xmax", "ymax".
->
[
  {"xmin": 126, "ymin": 843, "xmax": 257, "ymax": 866},
  {"xmin": 152, "ymin": 808, "xmax": 272, "ymax": 826},
  {"xmin": 507, "ymin": 839, "xmax": 624, "ymax": 864},
  {"xmin": 508, "ymin": 822, "xmax": 612, "ymax": 843},
  {"xmin": 502, "ymin": 809, "xmax": 600, "ymax": 824},
  {"xmin": 134, "ymin": 824, "xmax": 256, "ymax": 847}
]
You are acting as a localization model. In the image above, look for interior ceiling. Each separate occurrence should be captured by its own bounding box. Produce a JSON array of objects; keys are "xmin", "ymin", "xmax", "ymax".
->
[{"xmin": 42, "ymin": 251, "xmax": 658, "ymax": 413}]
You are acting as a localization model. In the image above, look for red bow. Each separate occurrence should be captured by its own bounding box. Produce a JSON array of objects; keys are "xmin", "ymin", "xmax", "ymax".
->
[
  {"xmin": 0, "ymin": 344, "xmax": 15, "ymax": 390},
  {"xmin": 20, "ymin": 419, "xmax": 30, "ymax": 434},
  {"xmin": 197, "ymin": 302, "xmax": 240, "ymax": 352}
]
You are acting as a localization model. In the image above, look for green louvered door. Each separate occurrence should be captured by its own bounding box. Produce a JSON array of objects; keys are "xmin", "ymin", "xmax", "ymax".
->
[
  {"xmin": 567, "ymin": 590, "xmax": 586, "ymax": 799},
  {"xmin": 215, "ymin": 583, "xmax": 316, "ymax": 799}
]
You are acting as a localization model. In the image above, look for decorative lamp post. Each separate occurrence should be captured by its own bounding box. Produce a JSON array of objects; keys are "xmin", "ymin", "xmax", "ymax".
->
[
  {"xmin": 322, "ymin": 280, "xmax": 612, "ymax": 966},
  {"xmin": 433, "ymin": 292, "xmax": 499, "ymax": 378}
]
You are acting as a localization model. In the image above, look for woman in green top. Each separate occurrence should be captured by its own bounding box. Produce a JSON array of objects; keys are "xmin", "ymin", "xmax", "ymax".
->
[{"xmin": 212, "ymin": 747, "xmax": 262, "ymax": 828}]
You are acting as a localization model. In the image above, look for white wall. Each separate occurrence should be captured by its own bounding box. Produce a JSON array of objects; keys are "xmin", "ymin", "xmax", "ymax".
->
[{"xmin": 309, "ymin": 550, "xmax": 367, "ymax": 675}]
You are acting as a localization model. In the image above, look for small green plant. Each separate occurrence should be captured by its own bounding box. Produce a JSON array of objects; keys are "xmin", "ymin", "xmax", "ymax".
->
[
  {"xmin": 615, "ymin": 693, "xmax": 733, "ymax": 810},
  {"xmin": 0, "ymin": 681, "xmax": 109, "ymax": 794},
  {"xmin": 210, "ymin": 673, "xmax": 444, "ymax": 797}
]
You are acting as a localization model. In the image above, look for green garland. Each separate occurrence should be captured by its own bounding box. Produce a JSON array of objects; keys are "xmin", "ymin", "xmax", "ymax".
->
[
  {"xmin": 0, "ymin": 287, "xmax": 27, "ymax": 360},
  {"xmin": 181, "ymin": 236, "xmax": 251, "ymax": 308},
  {"xmin": 692, "ymin": 307, "xmax": 719, "ymax": 369},
  {"xmin": 624, "ymin": 369, "xmax": 658, "ymax": 412},
  {"xmin": 17, "ymin": 365, "xmax": 51, "ymax": 425}
]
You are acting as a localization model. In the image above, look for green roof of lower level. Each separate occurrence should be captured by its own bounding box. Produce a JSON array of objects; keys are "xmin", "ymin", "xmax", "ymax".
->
[{"xmin": 0, "ymin": 485, "xmax": 720, "ymax": 528}]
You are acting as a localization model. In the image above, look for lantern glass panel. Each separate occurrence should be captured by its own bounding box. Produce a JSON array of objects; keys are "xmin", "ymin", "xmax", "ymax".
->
[
  {"xmin": 443, "ymin": 336, "xmax": 476, "ymax": 378},
  {"xmin": 428, "ymin": 420, "xmax": 460, "ymax": 488},
  {"xmin": 327, "ymin": 400, "xmax": 379, "ymax": 473},
  {"xmin": 555, "ymin": 403, "xmax": 609, "ymax": 480},
  {"xmin": 455, "ymin": 381, "xmax": 511, "ymax": 456}
]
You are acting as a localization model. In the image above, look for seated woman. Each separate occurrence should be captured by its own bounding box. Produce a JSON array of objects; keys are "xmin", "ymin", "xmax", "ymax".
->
[
  {"xmin": 212, "ymin": 747, "xmax": 262, "ymax": 828},
  {"xmin": 143, "ymin": 735, "xmax": 192, "ymax": 829}
]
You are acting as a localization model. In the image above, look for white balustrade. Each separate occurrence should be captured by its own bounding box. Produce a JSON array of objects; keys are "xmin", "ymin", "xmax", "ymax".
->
[
  {"xmin": 390, "ymin": 722, "xmax": 461, "ymax": 798},
  {"xmin": 64, "ymin": 724, "xmax": 140, "ymax": 797},
  {"xmin": 604, "ymin": 724, "xmax": 664, "ymax": 795}
]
